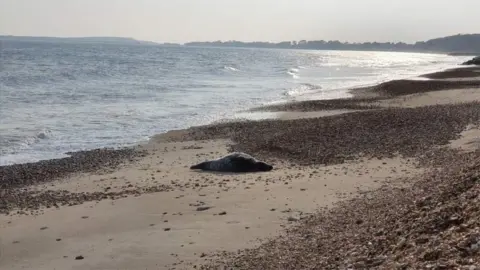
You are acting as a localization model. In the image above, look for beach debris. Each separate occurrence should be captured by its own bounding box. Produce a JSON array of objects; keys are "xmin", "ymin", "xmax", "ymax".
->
[{"xmin": 74, "ymin": 255, "xmax": 84, "ymax": 260}]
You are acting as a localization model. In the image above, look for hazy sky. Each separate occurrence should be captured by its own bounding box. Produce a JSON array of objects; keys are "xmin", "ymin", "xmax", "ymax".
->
[{"xmin": 1, "ymin": 0, "xmax": 479, "ymax": 43}]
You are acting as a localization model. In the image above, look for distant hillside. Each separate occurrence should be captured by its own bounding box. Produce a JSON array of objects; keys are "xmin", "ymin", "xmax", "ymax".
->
[
  {"xmin": 0, "ymin": 35, "xmax": 159, "ymax": 46},
  {"xmin": 413, "ymin": 34, "xmax": 480, "ymax": 54},
  {"xmin": 185, "ymin": 34, "xmax": 480, "ymax": 54}
]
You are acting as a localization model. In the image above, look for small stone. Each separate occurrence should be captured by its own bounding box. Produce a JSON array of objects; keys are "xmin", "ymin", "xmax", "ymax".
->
[
  {"xmin": 288, "ymin": 216, "xmax": 299, "ymax": 222},
  {"xmin": 196, "ymin": 206, "xmax": 212, "ymax": 211},
  {"xmin": 75, "ymin": 255, "xmax": 84, "ymax": 260},
  {"xmin": 218, "ymin": 211, "xmax": 227, "ymax": 215},
  {"xmin": 40, "ymin": 226, "xmax": 48, "ymax": 230},
  {"xmin": 56, "ymin": 238, "xmax": 62, "ymax": 241},
  {"xmin": 164, "ymin": 228, "xmax": 171, "ymax": 231}
]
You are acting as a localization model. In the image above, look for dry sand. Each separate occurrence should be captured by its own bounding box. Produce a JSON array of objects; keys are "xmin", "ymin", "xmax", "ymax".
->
[
  {"xmin": 449, "ymin": 124, "xmax": 480, "ymax": 152},
  {"xmin": 1, "ymin": 66, "xmax": 479, "ymax": 270},
  {"xmin": 373, "ymin": 88, "xmax": 480, "ymax": 108},
  {"xmin": 0, "ymin": 137, "xmax": 420, "ymax": 270}
]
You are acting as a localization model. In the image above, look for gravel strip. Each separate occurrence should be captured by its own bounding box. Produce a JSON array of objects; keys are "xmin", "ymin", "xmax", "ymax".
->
[
  {"xmin": 421, "ymin": 67, "xmax": 480, "ymax": 79},
  {"xmin": 250, "ymin": 72, "xmax": 480, "ymax": 113},
  {"xmin": 369, "ymin": 79, "xmax": 480, "ymax": 97},
  {"xmin": 189, "ymin": 102, "xmax": 480, "ymax": 166},
  {"xmin": 0, "ymin": 184, "xmax": 172, "ymax": 215},
  {"xmin": 0, "ymin": 148, "xmax": 146, "ymax": 189},
  {"xmin": 251, "ymin": 97, "xmax": 381, "ymax": 112}
]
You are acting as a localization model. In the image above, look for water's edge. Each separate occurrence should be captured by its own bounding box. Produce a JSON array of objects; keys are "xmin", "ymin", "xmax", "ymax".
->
[{"xmin": 4, "ymin": 64, "xmax": 468, "ymax": 168}]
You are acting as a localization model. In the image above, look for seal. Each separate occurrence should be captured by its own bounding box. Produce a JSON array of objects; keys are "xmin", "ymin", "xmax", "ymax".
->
[{"xmin": 190, "ymin": 152, "xmax": 273, "ymax": 173}]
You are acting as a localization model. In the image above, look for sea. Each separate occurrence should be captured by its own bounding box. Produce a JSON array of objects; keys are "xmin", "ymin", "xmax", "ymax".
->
[{"xmin": 0, "ymin": 40, "xmax": 471, "ymax": 165}]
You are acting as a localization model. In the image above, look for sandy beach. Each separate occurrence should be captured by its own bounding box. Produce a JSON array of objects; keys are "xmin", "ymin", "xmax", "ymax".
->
[{"xmin": 1, "ymin": 66, "xmax": 480, "ymax": 269}]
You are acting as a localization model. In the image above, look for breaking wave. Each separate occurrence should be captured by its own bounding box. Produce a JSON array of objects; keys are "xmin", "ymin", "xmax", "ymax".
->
[
  {"xmin": 224, "ymin": 66, "xmax": 239, "ymax": 72},
  {"xmin": 287, "ymin": 68, "xmax": 300, "ymax": 79},
  {"xmin": 284, "ymin": 83, "xmax": 322, "ymax": 97}
]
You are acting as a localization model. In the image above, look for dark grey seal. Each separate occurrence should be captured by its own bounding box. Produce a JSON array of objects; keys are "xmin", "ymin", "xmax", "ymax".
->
[{"xmin": 190, "ymin": 152, "xmax": 273, "ymax": 173}]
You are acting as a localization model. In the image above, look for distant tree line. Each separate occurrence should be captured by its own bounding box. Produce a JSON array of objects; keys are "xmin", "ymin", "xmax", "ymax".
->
[{"xmin": 185, "ymin": 34, "xmax": 480, "ymax": 54}]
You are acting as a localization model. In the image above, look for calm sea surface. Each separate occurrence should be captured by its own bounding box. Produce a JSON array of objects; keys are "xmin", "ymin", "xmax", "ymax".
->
[{"xmin": 0, "ymin": 40, "xmax": 469, "ymax": 165}]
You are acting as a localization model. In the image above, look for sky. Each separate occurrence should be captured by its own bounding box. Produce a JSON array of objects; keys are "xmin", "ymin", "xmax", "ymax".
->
[{"xmin": 1, "ymin": 0, "xmax": 479, "ymax": 44}]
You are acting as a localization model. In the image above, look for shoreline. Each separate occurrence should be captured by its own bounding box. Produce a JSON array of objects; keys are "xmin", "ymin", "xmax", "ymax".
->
[
  {"xmin": 1, "ymin": 65, "xmax": 480, "ymax": 269},
  {"xmin": 0, "ymin": 59, "xmax": 470, "ymax": 167},
  {"xmin": 1, "ymin": 65, "xmax": 479, "ymax": 206},
  {"xmin": 1, "ymin": 65, "xmax": 479, "ymax": 205}
]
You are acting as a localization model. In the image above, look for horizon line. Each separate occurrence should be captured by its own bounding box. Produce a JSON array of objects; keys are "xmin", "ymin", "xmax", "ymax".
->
[{"xmin": 1, "ymin": 32, "xmax": 479, "ymax": 45}]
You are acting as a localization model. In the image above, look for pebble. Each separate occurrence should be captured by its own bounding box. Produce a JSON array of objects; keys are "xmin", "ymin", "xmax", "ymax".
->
[{"xmin": 196, "ymin": 206, "xmax": 212, "ymax": 211}]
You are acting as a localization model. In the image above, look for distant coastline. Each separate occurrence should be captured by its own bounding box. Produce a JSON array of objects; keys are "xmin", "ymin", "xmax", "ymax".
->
[
  {"xmin": 1, "ymin": 33, "xmax": 479, "ymax": 55},
  {"xmin": 0, "ymin": 35, "xmax": 160, "ymax": 46},
  {"xmin": 184, "ymin": 34, "xmax": 480, "ymax": 55}
]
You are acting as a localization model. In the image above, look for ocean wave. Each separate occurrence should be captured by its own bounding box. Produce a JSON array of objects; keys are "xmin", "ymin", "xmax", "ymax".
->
[
  {"xmin": 224, "ymin": 66, "xmax": 239, "ymax": 72},
  {"xmin": 59, "ymin": 71, "xmax": 77, "ymax": 80},
  {"xmin": 287, "ymin": 68, "xmax": 300, "ymax": 79},
  {"xmin": 23, "ymin": 129, "xmax": 52, "ymax": 146},
  {"xmin": 36, "ymin": 129, "xmax": 51, "ymax": 140},
  {"xmin": 289, "ymin": 68, "xmax": 300, "ymax": 73},
  {"xmin": 284, "ymin": 83, "xmax": 322, "ymax": 97},
  {"xmin": 0, "ymin": 128, "xmax": 52, "ymax": 155}
]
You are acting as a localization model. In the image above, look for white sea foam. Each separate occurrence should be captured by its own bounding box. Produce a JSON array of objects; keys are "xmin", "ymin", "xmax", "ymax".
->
[
  {"xmin": 224, "ymin": 66, "xmax": 239, "ymax": 72},
  {"xmin": 284, "ymin": 83, "xmax": 322, "ymax": 97},
  {"xmin": 287, "ymin": 67, "xmax": 300, "ymax": 79}
]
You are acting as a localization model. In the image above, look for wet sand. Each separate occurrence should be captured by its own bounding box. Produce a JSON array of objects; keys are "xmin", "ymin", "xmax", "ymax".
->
[{"xmin": 1, "ymin": 66, "xmax": 479, "ymax": 270}]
